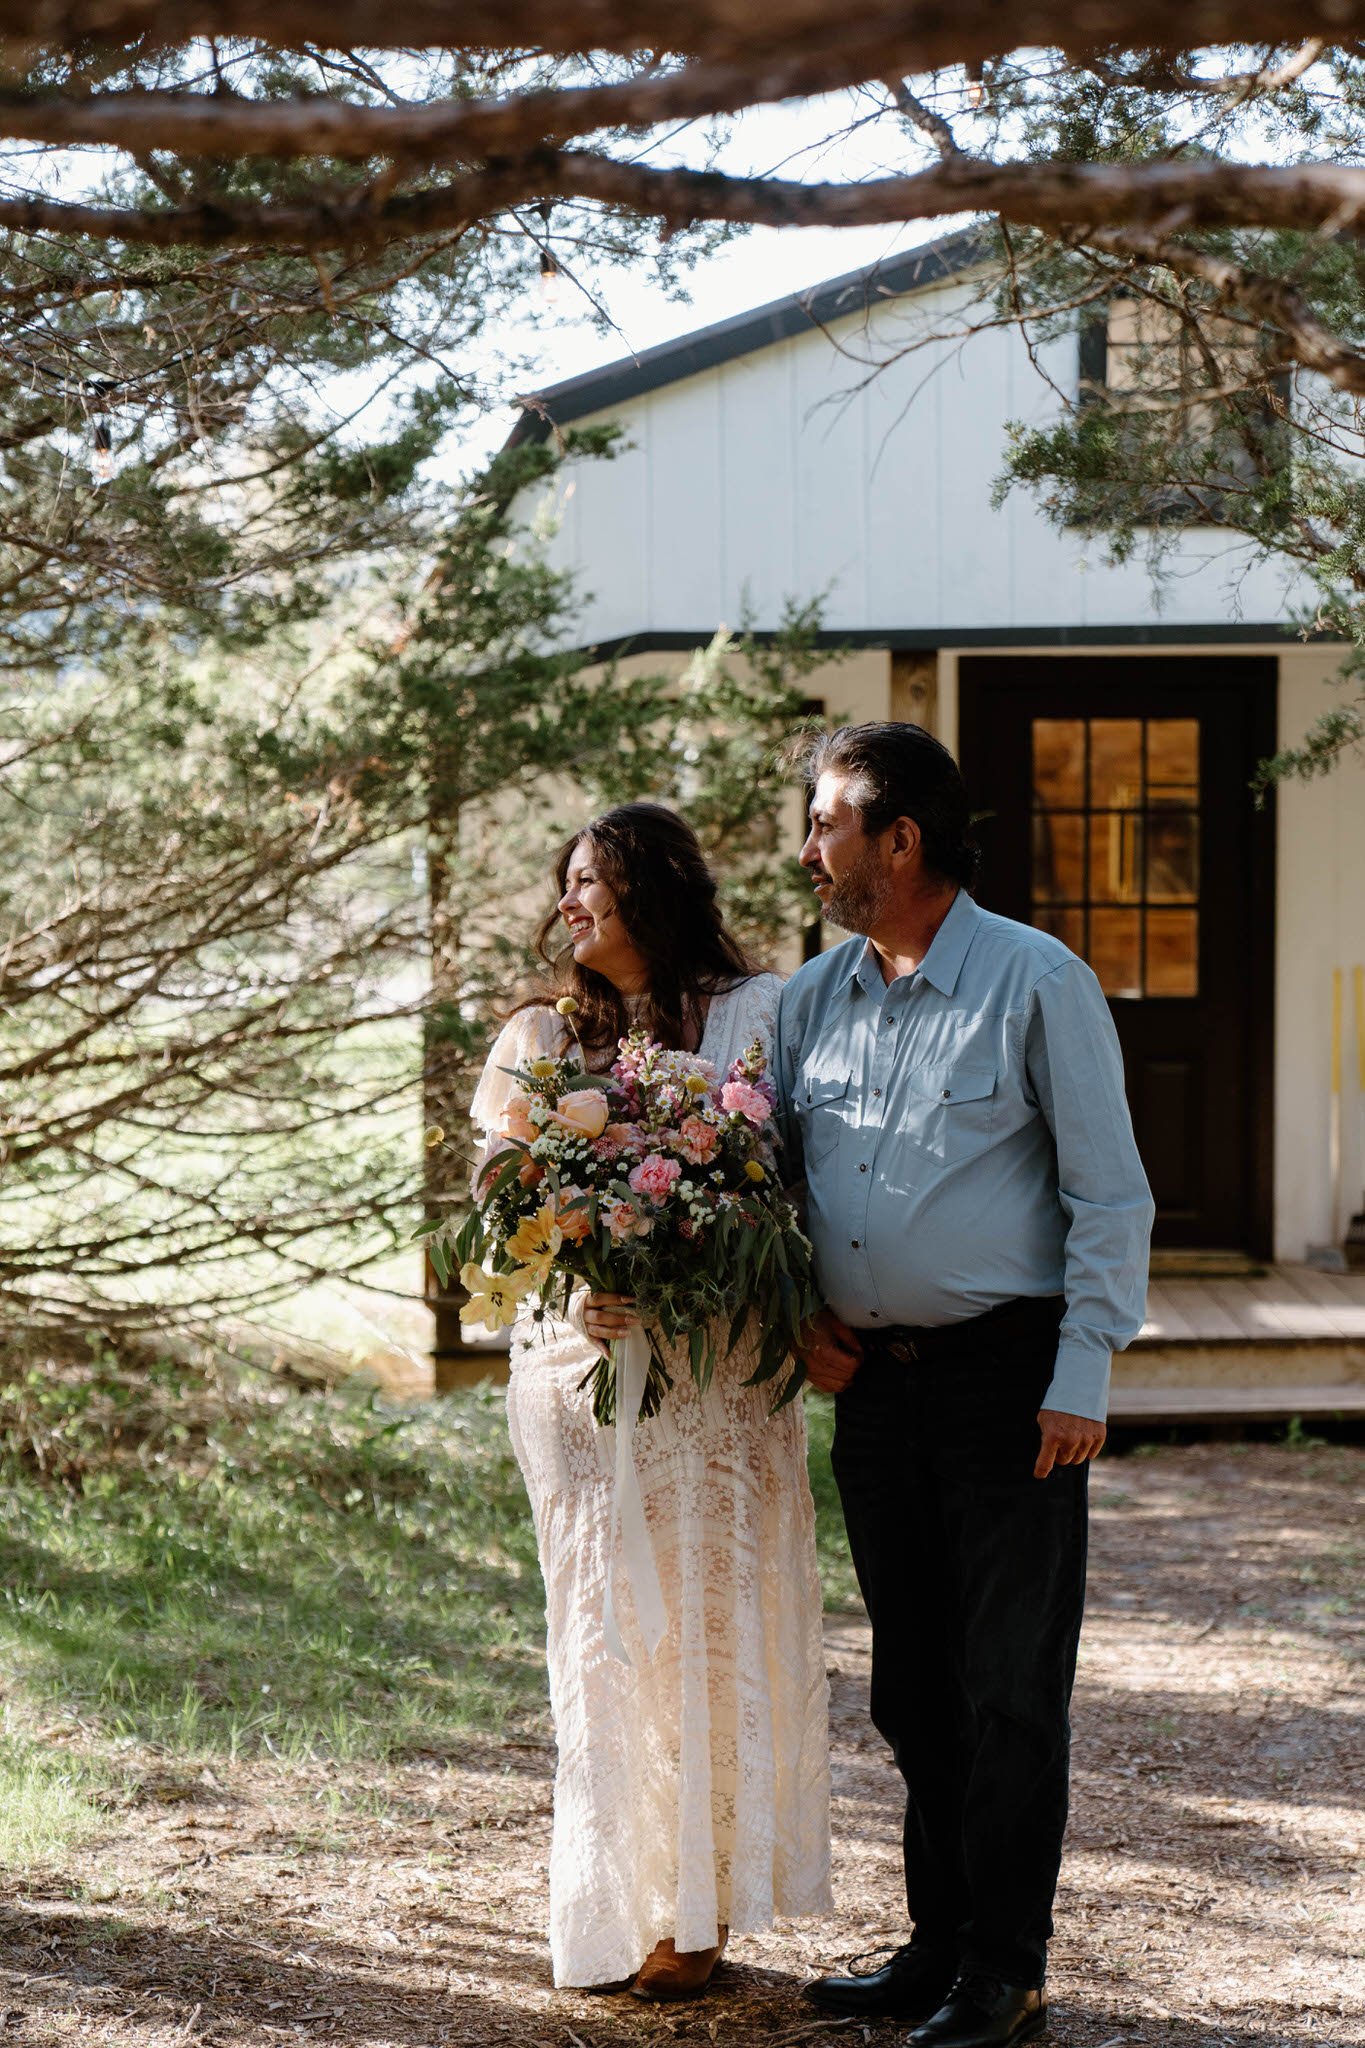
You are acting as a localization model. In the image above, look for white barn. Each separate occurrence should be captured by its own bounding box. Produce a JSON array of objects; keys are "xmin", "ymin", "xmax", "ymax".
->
[{"xmin": 504, "ymin": 230, "xmax": 1365, "ymax": 1413}]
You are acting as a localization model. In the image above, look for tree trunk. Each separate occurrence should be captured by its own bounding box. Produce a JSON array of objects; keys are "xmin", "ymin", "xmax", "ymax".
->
[{"xmin": 423, "ymin": 765, "xmax": 483, "ymax": 1392}]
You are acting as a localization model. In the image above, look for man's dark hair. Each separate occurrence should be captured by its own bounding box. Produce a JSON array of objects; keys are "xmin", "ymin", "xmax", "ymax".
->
[{"xmin": 802, "ymin": 721, "xmax": 981, "ymax": 889}]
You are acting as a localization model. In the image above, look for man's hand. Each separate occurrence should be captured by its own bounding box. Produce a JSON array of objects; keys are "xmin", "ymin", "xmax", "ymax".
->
[
  {"xmin": 798, "ymin": 1307, "xmax": 864, "ymax": 1394},
  {"xmin": 1034, "ymin": 1408, "xmax": 1106, "ymax": 1479}
]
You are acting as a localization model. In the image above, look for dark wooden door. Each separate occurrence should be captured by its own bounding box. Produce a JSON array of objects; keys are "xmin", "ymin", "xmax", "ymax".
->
[{"xmin": 959, "ymin": 656, "xmax": 1276, "ymax": 1253}]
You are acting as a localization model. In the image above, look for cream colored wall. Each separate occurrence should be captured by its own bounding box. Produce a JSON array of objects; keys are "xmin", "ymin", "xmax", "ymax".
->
[{"xmin": 1274, "ymin": 648, "xmax": 1365, "ymax": 1261}]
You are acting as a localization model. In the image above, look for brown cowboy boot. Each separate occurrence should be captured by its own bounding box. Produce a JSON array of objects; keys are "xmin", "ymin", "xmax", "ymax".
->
[{"xmin": 631, "ymin": 1927, "xmax": 729, "ymax": 2002}]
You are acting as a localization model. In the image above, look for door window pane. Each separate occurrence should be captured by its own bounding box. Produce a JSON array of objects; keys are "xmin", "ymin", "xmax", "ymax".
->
[
  {"xmin": 1088, "ymin": 812, "xmax": 1143, "ymax": 903},
  {"xmin": 1090, "ymin": 909, "xmax": 1143, "ymax": 999},
  {"xmin": 1089, "ymin": 721, "xmax": 1143, "ymax": 809},
  {"xmin": 1146, "ymin": 911, "xmax": 1199, "ymax": 996},
  {"xmin": 1146, "ymin": 720, "xmax": 1199, "ymax": 806},
  {"xmin": 1145, "ymin": 813, "xmax": 1199, "ymax": 903},
  {"xmin": 1028, "ymin": 713, "xmax": 1199, "ymax": 998},
  {"xmin": 1033, "ymin": 908, "xmax": 1085, "ymax": 955},
  {"xmin": 1031, "ymin": 812, "xmax": 1086, "ymax": 903},
  {"xmin": 1032, "ymin": 720, "xmax": 1085, "ymax": 807}
]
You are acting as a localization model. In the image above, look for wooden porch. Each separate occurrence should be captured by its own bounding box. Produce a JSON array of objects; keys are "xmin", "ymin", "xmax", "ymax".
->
[{"xmin": 1111, "ymin": 1262, "xmax": 1365, "ymax": 1421}]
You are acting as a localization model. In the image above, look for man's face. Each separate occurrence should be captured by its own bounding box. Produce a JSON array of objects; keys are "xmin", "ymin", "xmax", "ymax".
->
[{"xmin": 799, "ymin": 771, "xmax": 894, "ymax": 935}]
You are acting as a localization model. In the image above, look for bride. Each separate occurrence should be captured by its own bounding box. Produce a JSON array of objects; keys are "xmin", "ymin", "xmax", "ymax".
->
[{"xmin": 469, "ymin": 802, "xmax": 832, "ymax": 2001}]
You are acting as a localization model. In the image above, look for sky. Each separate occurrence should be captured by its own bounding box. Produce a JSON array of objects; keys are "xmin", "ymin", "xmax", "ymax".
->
[{"xmin": 452, "ymin": 95, "xmax": 966, "ymax": 472}]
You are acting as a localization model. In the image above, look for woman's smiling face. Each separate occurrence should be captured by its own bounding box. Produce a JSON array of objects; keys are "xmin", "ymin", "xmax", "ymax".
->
[{"xmin": 557, "ymin": 839, "xmax": 649, "ymax": 991}]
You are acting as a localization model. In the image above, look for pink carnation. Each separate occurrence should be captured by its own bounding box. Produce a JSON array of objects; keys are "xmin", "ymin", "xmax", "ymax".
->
[
  {"xmin": 603, "ymin": 1196, "xmax": 653, "ymax": 1242},
  {"xmin": 721, "ymin": 1079, "xmax": 773, "ymax": 1125},
  {"xmin": 627, "ymin": 1154, "xmax": 683, "ymax": 1204},
  {"xmin": 677, "ymin": 1114, "xmax": 720, "ymax": 1165}
]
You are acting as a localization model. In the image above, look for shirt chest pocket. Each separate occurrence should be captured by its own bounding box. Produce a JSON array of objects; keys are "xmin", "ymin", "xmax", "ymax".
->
[
  {"xmin": 906, "ymin": 1063, "xmax": 997, "ymax": 1165},
  {"xmin": 796, "ymin": 1073, "xmax": 851, "ymax": 1170}
]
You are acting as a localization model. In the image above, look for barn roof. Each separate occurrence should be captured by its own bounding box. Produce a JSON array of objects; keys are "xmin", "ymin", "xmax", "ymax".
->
[{"xmin": 505, "ymin": 224, "xmax": 992, "ymax": 447}]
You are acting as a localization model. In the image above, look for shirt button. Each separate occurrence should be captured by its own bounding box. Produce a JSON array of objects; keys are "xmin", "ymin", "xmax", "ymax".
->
[
  {"xmin": 884, "ymin": 1014, "xmax": 895, "ymax": 1026},
  {"xmin": 869, "ymin": 1309, "xmax": 880, "ymax": 1318},
  {"xmin": 872, "ymin": 1087, "xmax": 882, "ymax": 1098},
  {"xmin": 851, "ymin": 1240, "xmax": 861, "ymax": 1250},
  {"xmin": 942, "ymin": 1088, "xmax": 952, "ymax": 1099},
  {"xmin": 858, "ymin": 1161, "xmax": 868, "ymax": 1172}
]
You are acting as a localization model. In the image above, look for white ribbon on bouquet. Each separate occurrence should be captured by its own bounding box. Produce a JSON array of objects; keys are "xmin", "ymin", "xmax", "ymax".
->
[{"xmin": 601, "ymin": 1325, "xmax": 668, "ymax": 1666}]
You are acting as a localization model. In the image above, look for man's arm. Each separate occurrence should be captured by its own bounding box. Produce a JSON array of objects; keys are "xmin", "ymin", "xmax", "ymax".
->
[{"xmin": 1025, "ymin": 959, "xmax": 1156, "ymax": 1449}]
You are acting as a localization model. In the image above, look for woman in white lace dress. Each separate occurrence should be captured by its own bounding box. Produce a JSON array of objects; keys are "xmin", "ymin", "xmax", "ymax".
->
[{"xmin": 470, "ymin": 804, "xmax": 831, "ymax": 2001}]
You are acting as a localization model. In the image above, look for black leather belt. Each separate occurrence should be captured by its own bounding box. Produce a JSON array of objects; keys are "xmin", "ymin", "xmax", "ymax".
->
[{"xmin": 860, "ymin": 1294, "xmax": 1066, "ymax": 1364}]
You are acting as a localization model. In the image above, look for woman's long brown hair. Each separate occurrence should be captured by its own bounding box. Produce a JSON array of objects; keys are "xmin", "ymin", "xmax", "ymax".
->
[{"xmin": 520, "ymin": 803, "xmax": 758, "ymax": 1060}]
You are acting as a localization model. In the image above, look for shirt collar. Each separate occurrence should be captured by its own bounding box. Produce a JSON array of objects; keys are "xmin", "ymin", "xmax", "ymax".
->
[{"xmin": 846, "ymin": 889, "xmax": 982, "ymax": 1000}]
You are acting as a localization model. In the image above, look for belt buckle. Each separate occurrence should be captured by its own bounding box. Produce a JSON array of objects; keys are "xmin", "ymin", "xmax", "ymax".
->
[{"xmin": 886, "ymin": 1335, "xmax": 919, "ymax": 1363}]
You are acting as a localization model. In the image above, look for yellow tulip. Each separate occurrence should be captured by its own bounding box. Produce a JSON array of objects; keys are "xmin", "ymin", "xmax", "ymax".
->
[
  {"xmin": 458, "ymin": 1262, "xmax": 532, "ymax": 1330},
  {"xmin": 506, "ymin": 1202, "xmax": 564, "ymax": 1268}
]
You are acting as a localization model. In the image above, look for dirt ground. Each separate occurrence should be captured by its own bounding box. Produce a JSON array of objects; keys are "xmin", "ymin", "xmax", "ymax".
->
[{"xmin": 2, "ymin": 1441, "xmax": 1360, "ymax": 2048}]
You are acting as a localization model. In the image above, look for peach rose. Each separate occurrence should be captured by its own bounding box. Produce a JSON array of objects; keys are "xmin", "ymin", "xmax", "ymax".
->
[
  {"xmin": 556, "ymin": 1186, "xmax": 593, "ymax": 1243},
  {"xmin": 547, "ymin": 1088, "xmax": 610, "ymax": 1139},
  {"xmin": 499, "ymin": 1092, "xmax": 537, "ymax": 1146}
]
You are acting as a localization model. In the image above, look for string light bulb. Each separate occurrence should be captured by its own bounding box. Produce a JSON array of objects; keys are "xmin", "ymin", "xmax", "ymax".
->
[
  {"xmin": 92, "ymin": 416, "xmax": 113, "ymax": 485},
  {"xmin": 538, "ymin": 248, "xmax": 562, "ymax": 302}
]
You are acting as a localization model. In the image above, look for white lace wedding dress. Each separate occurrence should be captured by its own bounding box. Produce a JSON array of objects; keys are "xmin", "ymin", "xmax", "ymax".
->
[{"xmin": 470, "ymin": 973, "xmax": 832, "ymax": 1988}]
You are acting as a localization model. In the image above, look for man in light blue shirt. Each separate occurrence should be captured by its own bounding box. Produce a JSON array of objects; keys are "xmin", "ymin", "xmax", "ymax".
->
[{"xmin": 782, "ymin": 723, "xmax": 1153, "ymax": 2048}]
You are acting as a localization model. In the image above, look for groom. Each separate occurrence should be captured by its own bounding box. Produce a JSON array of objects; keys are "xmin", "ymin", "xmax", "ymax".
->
[{"xmin": 776, "ymin": 722, "xmax": 1153, "ymax": 2048}]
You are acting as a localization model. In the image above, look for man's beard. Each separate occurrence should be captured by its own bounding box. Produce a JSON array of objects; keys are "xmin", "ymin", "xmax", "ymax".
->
[{"xmin": 821, "ymin": 844, "xmax": 893, "ymax": 934}]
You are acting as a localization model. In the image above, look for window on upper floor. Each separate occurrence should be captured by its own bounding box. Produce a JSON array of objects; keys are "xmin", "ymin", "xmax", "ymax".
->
[{"xmin": 1077, "ymin": 294, "xmax": 1289, "ymax": 525}]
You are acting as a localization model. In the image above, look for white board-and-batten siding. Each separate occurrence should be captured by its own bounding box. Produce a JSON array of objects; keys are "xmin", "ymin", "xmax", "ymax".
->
[{"xmin": 529, "ymin": 274, "xmax": 1308, "ymax": 647}]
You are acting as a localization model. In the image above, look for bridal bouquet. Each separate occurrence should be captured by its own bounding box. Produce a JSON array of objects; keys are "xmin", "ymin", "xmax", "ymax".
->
[{"xmin": 430, "ymin": 1007, "xmax": 819, "ymax": 1425}]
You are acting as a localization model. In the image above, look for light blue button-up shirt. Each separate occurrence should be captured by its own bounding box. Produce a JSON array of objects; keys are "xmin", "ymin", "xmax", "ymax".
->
[{"xmin": 775, "ymin": 889, "xmax": 1154, "ymax": 1422}]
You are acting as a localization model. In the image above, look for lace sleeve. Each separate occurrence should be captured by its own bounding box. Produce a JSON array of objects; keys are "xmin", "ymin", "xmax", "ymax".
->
[
  {"xmin": 468, "ymin": 1007, "xmax": 563, "ymax": 1135},
  {"xmin": 744, "ymin": 970, "xmax": 784, "ymax": 1066}
]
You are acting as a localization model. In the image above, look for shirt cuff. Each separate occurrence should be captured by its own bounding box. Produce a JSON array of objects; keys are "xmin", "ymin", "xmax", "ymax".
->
[{"xmin": 1042, "ymin": 1338, "xmax": 1112, "ymax": 1424}]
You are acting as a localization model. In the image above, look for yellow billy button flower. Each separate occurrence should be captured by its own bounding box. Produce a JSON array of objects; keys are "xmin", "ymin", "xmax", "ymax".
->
[
  {"xmin": 555, "ymin": 995, "xmax": 580, "ymax": 1016},
  {"xmin": 684, "ymin": 1074, "xmax": 709, "ymax": 1097},
  {"xmin": 744, "ymin": 1159, "xmax": 767, "ymax": 1183},
  {"xmin": 423, "ymin": 1124, "xmax": 445, "ymax": 1148},
  {"xmin": 529, "ymin": 1056, "xmax": 557, "ymax": 1078},
  {"xmin": 458, "ymin": 1263, "xmax": 531, "ymax": 1330}
]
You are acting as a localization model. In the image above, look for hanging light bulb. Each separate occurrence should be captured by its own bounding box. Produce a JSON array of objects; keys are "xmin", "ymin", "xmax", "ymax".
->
[
  {"xmin": 966, "ymin": 61, "xmax": 986, "ymax": 108},
  {"xmin": 539, "ymin": 248, "xmax": 562, "ymax": 302},
  {"xmin": 92, "ymin": 416, "xmax": 113, "ymax": 486}
]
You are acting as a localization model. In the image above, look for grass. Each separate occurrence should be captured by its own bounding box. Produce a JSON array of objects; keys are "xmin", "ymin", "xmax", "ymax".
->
[
  {"xmin": 803, "ymin": 1390, "xmax": 862, "ymax": 1612},
  {"xmin": 0, "ymin": 1341, "xmax": 861, "ymax": 1820},
  {"xmin": 0, "ymin": 1345, "xmax": 548, "ymax": 1771},
  {"xmin": 0, "ymin": 1732, "xmax": 108, "ymax": 1867}
]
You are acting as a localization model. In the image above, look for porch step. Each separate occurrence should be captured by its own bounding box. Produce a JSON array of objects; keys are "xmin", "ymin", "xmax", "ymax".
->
[{"xmin": 1109, "ymin": 1380, "xmax": 1365, "ymax": 1422}]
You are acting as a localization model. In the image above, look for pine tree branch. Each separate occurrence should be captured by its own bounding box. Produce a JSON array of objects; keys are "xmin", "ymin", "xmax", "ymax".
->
[
  {"xmin": 0, "ymin": 0, "xmax": 1357, "ymax": 66},
  {"xmin": 885, "ymin": 76, "xmax": 964, "ymax": 157},
  {"xmin": 3, "ymin": 151, "xmax": 1365, "ymax": 249}
]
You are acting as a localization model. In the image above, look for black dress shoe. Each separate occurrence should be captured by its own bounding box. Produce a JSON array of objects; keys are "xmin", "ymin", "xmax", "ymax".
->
[
  {"xmin": 906, "ymin": 1975, "xmax": 1046, "ymax": 2048},
  {"xmin": 803, "ymin": 1945, "xmax": 958, "ymax": 2021}
]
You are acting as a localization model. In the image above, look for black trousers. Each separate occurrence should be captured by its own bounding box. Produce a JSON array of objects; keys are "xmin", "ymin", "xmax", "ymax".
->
[{"xmin": 830, "ymin": 1298, "xmax": 1087, "ymax": 1990}]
